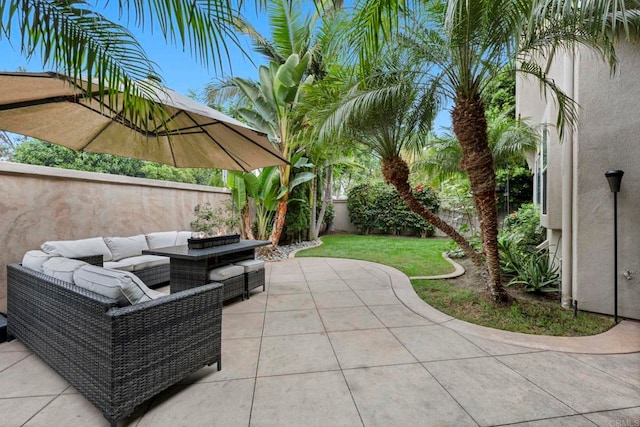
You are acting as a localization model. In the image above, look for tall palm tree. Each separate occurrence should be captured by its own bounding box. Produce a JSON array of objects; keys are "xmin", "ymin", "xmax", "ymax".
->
[
  {"xmin": 351, "ymin": 0, "xmax": 640, "ymax": 301},
  {"xmin": 321, "ymin": 55, "xmax": 484, "ymax": 265}
]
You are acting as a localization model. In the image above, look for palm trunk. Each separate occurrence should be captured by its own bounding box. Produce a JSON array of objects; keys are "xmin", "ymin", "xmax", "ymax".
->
[
  {"xmin": 309, "ymin": 168, "xmax": 318, "ymax": 240},
  {"xmin": 381, "ymin": 156, "xmax": 484, "ymax": 267},
  {"xmin": 452, "ymin": 97, "xmax": 507, "ymax": 301},
  {"xmin": 315, "ymin": 165, "xmax": 333, "ymax": 238},
  {"xmin": 270, "ymin": 195, "xmax": 288, "ymax": 248},
  {"xmin": 242, "ymin": 206, "xmax": 255, "ymax": 240}
]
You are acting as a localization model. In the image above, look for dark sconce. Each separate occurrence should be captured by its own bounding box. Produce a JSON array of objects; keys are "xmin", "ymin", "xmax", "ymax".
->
[{"xmin": 604, "ymin": 170, "xmax": 624, "ymax": 323}]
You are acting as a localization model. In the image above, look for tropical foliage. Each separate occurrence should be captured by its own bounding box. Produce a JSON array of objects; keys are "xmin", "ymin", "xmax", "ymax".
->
[
  {"xmin": 12, "ymin": 139, "xmax": 219, "ymax": 184},
  {"xmin": 347, "ymin": 0, "xmax": 640, "ymax": 301},
  {"xmin": 347, "ymin": 182, "xmax": 439, "ymax": 237}
]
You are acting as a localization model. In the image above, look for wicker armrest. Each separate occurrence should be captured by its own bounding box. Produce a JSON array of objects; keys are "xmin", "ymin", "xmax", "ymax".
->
[{"xmin": 104, "ymin": 282, "xmax": 223, "ymax": 421}]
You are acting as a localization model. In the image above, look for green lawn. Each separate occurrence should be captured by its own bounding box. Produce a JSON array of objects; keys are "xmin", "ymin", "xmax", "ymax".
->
[
  {"xmin": 413, "ymin": 279, "xmax": 614, "ymax": 336},
  {"xmin": 295, "ymin": 234, "xmax": 453, "ymax": 277},
  {"xmin": 296, "ymin": 234, "xmax": 614, "ymax": 336}
]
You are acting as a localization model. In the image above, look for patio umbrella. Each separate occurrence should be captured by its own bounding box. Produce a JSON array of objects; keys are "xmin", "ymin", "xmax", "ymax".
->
[{"xmin": 0, "ymin": 71, "xmax": 286, "ymax": 171}]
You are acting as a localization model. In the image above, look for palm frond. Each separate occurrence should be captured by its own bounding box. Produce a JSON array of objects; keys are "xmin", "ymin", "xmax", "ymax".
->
[
  {"xmin": 233, "ymin": 15, "xmax": 285, "ymax": 64},
  {"xmin": 0, "ymin": 0, "xmax": 243, "ymax": 132},
  {"xmin": 269, "ymin": 0, "xmax": 313, "ymax": 58},
  {"xmin": 517, "ymin": 59, "xmax": 579, "ymax": 139}
]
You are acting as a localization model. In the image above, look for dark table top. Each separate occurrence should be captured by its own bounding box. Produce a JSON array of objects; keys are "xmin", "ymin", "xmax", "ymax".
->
[{"xmin": 142, "ymin": 240, "xmax": 271, "ymax": 261}]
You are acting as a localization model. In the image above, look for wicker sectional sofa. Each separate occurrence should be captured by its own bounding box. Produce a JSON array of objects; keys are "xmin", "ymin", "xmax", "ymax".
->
[{"xmin": 7, "ymin": 262, "xmax": 223, "ymax": 426}]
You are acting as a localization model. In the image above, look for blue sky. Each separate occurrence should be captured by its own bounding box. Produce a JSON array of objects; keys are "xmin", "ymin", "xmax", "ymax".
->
[
  {"xmin": 0, "ymin": 2, "xmax": 450, "ymax": 132},
  {"xmin": 0, "ymin": 4, "xmax": 267, "ymax": 100}
]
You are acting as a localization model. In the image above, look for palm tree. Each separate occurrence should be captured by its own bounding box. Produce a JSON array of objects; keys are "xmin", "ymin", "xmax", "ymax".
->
[
  {"xmin": 419, "ymin": 114, "xmax": 540, "ymax": 183},
  {"xmin": 0, "ymin": 0, "xmax": 251, "ymax": 126},
  {"xmin": 351, "ymin": 0, "xmax": 640, "ymax": 301},
  {"xmin": 321, "ymin": 54, "xmax": 484, "ymax": 265}
]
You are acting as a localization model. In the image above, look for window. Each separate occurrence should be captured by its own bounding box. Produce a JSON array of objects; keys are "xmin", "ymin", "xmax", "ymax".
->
[{"xmin": 534, "ymin": 127, "xmax": 548, "ymax": 215}]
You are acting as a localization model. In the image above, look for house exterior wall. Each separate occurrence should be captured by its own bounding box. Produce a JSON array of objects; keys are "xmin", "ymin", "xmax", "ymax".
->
[
  {"xmin": 516, "ymin": 40, "xmax": 640, "ymax": 320},
  {"xmin": 573, "ymin": 41, "xmax": 640, "ymax": 319},
  {"xmin": 0, "ymin": 162, "xmax": 230, "ymax": 312}
]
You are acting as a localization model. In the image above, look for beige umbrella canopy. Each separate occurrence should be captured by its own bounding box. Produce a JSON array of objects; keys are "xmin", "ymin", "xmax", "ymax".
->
[{"xmin": 0, "ymin": 71, "xmax": 286, "ymax": 171}]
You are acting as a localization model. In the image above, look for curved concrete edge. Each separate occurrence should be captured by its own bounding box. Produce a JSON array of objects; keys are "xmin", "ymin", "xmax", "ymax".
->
[
  {"xmin": 288, "ymin": 240, "xmax": 323, "ymax": 258},
  {"xmin": 410, "ymin": 252, "xmax": 465, "ymax": 280},
  {"xmin": 366, "ymin": 260, "xmax": 640, "ymax": 354}
]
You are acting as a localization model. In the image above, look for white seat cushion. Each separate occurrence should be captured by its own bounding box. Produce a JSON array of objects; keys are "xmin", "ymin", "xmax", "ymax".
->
[
  {"xmin": 103, "ymin": 235, "xmax": 149, "ymax": 261},
  {"xmin": 73, "ymin": 265, "xmax": 164, "ymax": 305},
  {"xmin": 41, "ymin": 237, "xmax": 113, "ymax": 262},
  {"xmin": 175, "ymin": 231, "xmax": 192, "ymax": 246},
  {"xmin": 208, "ymin": 265, "xmax": 244, "ymax": 281},
  {"xmin": 103, "ymin": 260, "xmax": 135, "ymax": 272},
  {"xmin": 105, "ymin": 255, "xmax": 169, "ymax": 272},
  {"xmin": 22, "ymin": 250, "xmax": 58, "ymax": 272},
  {"xmin": 145, "ymin": 231, "xmax": 178, "ymax": 249},
  {"xmin": 42, "ymin": 257, "xmax": 88, "ymax": 283},
  {"xmin": 234, "ymin": 259, "xmax": 265, "ymax": 273}
]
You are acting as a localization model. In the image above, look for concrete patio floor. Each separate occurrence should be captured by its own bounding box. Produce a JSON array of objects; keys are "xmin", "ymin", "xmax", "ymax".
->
[{"xmin": 1, "ymin": 257, "xmax": 639, "ymax": 426}]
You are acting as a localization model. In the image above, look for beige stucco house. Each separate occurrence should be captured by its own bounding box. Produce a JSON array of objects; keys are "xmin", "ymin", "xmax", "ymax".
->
[{"xmin": 516, "ymin": 40, "xmax": 640, "ymax": 320}]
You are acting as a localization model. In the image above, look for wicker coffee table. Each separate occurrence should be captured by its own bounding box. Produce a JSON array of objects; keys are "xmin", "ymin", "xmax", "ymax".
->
[{"xmin": 143, "ymin": 240, "xmax": 270, "ymax": 293}]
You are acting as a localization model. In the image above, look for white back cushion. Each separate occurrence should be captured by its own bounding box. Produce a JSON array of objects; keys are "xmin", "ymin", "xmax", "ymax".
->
[
  {"xmin": 42, "ymin": 257, "xmax": 88, "ymax": 283},
  {"xmin": 22, "ymin": 250, "xmax": 57, "ymax": 272},
  {"xmin": 73, "ymin": 265, "xmax": 163, "ymax": 305},
  {"xmin": 41, "ymin": 237, "xmax": 113, "ymax": 262},
  {"xmin": 103, "ymin": 235, "xmax": 149, "ymax": 261},
  {"xmin": 145, "ymin": 231, "xmax": 178, "ymax": 249},
  {"xmin": 175, "ymin": 231, "xmax": 192, "ymax": 246}
]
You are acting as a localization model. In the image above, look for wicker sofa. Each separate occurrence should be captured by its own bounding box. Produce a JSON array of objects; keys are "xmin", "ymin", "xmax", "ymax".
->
[
  {"xmin": 6, "ymin": 262, "xmax": 223, "ymax": 426},
  {"xmin": 29, "ymin": 231, "xmax": 192, "ymax": 287}
]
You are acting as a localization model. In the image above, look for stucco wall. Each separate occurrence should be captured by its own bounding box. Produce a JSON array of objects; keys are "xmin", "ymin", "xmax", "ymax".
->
[
  {"xmin": 331, "ymin": 199, "xmax": 358, "ymax": 233},
  {"xmin": 0, "ymin": 162, "xmax": 230, "ymax": 312},
  {"xmin": 516, "ymin": 53, "xmax": 566, "ymax": 231},
  {"xmin": 517, "ymin": 41, "xmax": 640, "ymax": 319},
  {"xmin": 573, "ymin": 41, "xmax": 640, "ymax": 319}
]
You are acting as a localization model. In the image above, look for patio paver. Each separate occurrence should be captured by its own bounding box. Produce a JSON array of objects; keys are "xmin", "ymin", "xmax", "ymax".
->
[
  {"xmin": 251, "ymin": 371, "xmax": 361, "ymax": 427},
  {"xmin": 423, "ymin": 357, "xmax": 576, "ymax": 426},
  {"xmin": 343, "ymin": 363, "xmax": 477, "ymax": 426},
  {"xmin": 1, "ymin": 257, "xmax": 638, "ymax": 426}
]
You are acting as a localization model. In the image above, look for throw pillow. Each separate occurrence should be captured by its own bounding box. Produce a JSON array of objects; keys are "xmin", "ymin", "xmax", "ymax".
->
[{"xmin": 103, "ymin": 235, "xmax": 149, "ymax": 261}]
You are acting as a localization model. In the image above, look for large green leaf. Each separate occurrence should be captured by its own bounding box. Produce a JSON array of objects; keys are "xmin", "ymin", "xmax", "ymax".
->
[
  {"xmin": 227, "ymin": 172, "xmax": 247, "ymax": 208},
  {"xmin": 289, "ymin": 171, "xmax": 315, "ymax": 191}
]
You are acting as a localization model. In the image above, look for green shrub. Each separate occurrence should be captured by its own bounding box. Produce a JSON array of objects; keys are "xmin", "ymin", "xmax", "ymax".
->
[
  {"xmin": 346, "ymin": 183, "xmax": 439, "ymax": 236},
  {"xmin": 282, "ymin": 185, "xmax": 311, "ymax": 244},
  {"xmin": 504, "ymin": 246, "xmax": 561, "ymax": 293},
  {"xmin": 321, "ymin": 202, "xmax": 335, "ymax": 229},
  {"xmin": 501, "ymin": 203, "xmax": 545, "ymax": 248},
  {"xmin": 191, "ymin": 202, "xmax": 240, "ymax": 235}
]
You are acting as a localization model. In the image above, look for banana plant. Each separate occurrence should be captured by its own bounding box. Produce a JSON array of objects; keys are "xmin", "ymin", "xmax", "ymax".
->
[
  {"xmin": 228, "ymin": 151, "xmax": 314, "ymax": 241},
  {"xmin": 216, "ymin": 53, "xmax": 314, "ymax": 247}
]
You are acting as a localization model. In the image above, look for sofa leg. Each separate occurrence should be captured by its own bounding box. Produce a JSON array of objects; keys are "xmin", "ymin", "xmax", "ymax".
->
[{"xmin": 217, "ymin": 359, "xmax": 222, "ymax": 371}]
